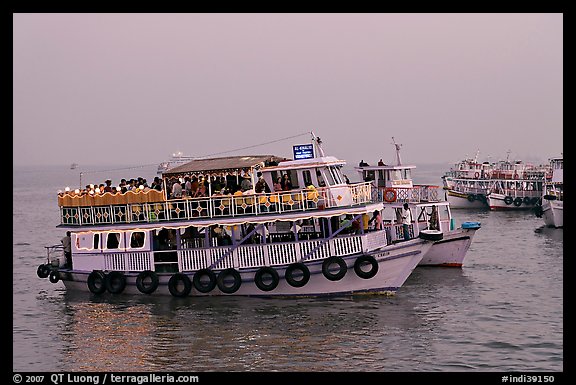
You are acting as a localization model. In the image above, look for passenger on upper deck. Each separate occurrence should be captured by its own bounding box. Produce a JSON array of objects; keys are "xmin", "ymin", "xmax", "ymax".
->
[
  {"xmin": 241, "ymin": 174, "xmax": 253, "ymax": 192},
  {"xmin": 103, "ymin": 179, "xmax": 113, "ymax": 193},
  {"xmin": 281, "ymin": 174, "xmax": 293, "ymax": 191},
  {"xmin": 171, "ymin": 179, "xmax": 183, "ymax": 198},
  {"xmin": 255, "ymin": 173, "xmax": 270, "ymax": 193},
  {"xmin": 273, "ymin": 177, "xmax": 282, "ymax": 192}
]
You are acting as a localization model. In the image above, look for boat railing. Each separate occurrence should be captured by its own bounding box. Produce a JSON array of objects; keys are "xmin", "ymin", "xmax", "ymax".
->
[
  {"xmin": 89, "ymin": 230, "xmax": 387, "ymax": 272},
  {"xmin": 373, "ymin": 185, "xmax": 440, "ymax": 203},
  {"xmin": 59, "ymin": 182, "xmax": 374, "ymax": 226}
]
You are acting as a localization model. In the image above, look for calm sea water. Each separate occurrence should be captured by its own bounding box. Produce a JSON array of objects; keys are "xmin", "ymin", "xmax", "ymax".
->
[{"xmin": 13, "ymin": 163, "xmax": 563, "ymax": 373}]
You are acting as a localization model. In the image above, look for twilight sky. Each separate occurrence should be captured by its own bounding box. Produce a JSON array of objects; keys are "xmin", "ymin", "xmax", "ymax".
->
[{"xmin": 13, "ymin": 13, "xmax": 563, "ymax": 168}]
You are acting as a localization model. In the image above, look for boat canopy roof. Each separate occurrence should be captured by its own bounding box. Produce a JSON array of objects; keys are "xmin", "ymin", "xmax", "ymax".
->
[
  {"xmin": 162, "ymin": 155, "xmax": 289, "ymax": 178},
  {"xmin": 354, "ymin": 164, "xmax": 416, "ymax": 171},
  {"xmin": 263, "ymin": 156, "xmax": 345, "ymax": 172}
]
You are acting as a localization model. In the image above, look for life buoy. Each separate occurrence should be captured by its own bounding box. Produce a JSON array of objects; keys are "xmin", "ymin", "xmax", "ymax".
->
[
  {"xmin": 474, "ymin": 172, "xmax": 480, "ymax": 178},
  {"xmin": 136, "ymin": 270, "xmax": 159, "ymax": 294},
  {"xmin": 105, "ymin": 271, "xmax": 126, "ymax": 294},
  {"xmin": 37, "ymin": 264, "xmax": 50, "ymax": 279},
  {"xmin": 49, "ymin": 270, "xmax": 60, "ymax": 284},
  {"xmin": 322, "ymin": 256, "xmax": 347, "ymax": 281},
  {"xmin": 383, "ymin": 188, "xmax": 397, "ymax": 203},
  {"xmin": 193, "ymin": 268, "xmax": 217, "ymax": 293},
  {"xmin": 87, "ymin": 270, "xmax": 107, "ymax": 294},
  {"xmin": 523, "ymin": 196, "xmax": 531, "ymax": 205},
  {"xmin": 217, "ymin": 268, "xmax": 242, "ymax": 294},
  {"xmin": 467, "ymin": 194, "xmax": 476, "ymax": 202},
  {"xmin": 285, "ymin": 263, "xmax": 310, "ymax": 287},
  {"xmin": 168, "ymin": 273, "xmax": 192, "ymax": 297},
  {"xmin": 254, "ymin": 266, "xmax": 279, "ymax": 291},
  {"xmin": 513, "ymin": 197, "xmax": 523, "ymax": 207},
  {"xmin": 354, "ymin": 255, "xmax": 379, "ymax": 279},
  {"xmin": 504, "ymin": 196, "xmax": 514, "ymax": 205}
]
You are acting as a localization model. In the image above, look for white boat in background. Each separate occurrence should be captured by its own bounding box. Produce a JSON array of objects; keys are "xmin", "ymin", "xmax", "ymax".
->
[
  {"xmin": 70, "ymin": 163, "xmax": 78, "ymax": 170},
  {"xmin": 536, "ymin": 156, "xmax": 563, "ymax": 228},
  {"xmin": 443, "ymin": 151, "xmax": 548, "ymax": 210},
  {"xmin": 157, "ymin": 151, "xmax": 195, "ymax": 174},
  {"xmin": 38, "ymin": 133, "xmax": 436, "ymax": 298},
  {"xmin": 355, "ymin": 138, "xmax": 481, "ymax": 267}
]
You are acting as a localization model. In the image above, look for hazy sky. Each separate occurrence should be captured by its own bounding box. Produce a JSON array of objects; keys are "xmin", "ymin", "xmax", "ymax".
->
[{"xmin": 13, "ymin": 13, "xmax": 563, "ymax": 168}]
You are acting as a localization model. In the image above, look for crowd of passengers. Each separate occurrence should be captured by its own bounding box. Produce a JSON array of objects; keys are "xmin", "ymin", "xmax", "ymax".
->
[
  {"xmin": 165, "ymin": 172, "xmax": 299, "ymax": 200},
  {"xmin": 60, "ymin": 171, "xmax": 309, "ymax": 199},
  {"xmin": 59, "ymin": 176, "xmax": 164, "ymax": 196}
]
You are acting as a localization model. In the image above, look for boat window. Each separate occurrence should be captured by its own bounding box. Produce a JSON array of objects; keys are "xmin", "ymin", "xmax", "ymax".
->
[
  {"xmin": 316, "ymin": 169, "xmax": 326, "ymax": 187},
  {"xmin": 328, "ymin": 166, "xmax": 343, "ymax": 184},
  {"xmin": 323, "ymin": 168, "xmax": 335, "ymax": 186},
  {"xmin": 303, "ymin": 170, "xmax": 313, "ymax": 187},
  {"xmin": 402, "ymin": 169, "xmax": 411, "ymax": 180},
  {"xmin": 288, "ymin": 170, "xmax": 299, "ymax": 189},
  {"xmin": 93, "ymin": 233, "xmax": 100, "ymax": 249},
  {"xmin": 130, "ymin": 231, "xmax": 145, "ymax": 248},
  {"xmin": 390, "ymin": 170, "xmax": 402, "ymax": 181},
  {"xmin": 106, "ymin": 232, "xmax": 121, "ymax": 249}
]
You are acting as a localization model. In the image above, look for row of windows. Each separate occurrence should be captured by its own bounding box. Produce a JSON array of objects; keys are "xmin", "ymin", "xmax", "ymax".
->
[{"xmin": 76, "ymin": 231, "xmax": 145, "ymax": 251}]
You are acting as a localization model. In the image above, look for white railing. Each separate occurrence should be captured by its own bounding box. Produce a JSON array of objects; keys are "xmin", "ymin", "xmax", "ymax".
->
[
  {"xmin": 60, "ymin": 182, "xmax": 374, "ymax": 226},
  {"xmin": 177, "ymin": 232, "xmax": 385, "ymax": 272},
  {"xmin": 374, "ymin": 185, "xmax": 440, "ymax": 204}
]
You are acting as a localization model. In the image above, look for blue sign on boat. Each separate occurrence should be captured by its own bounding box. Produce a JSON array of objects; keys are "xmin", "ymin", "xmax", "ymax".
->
[{"xmin": 293, "ymin": 144, "xmax": 315, "ymax": 160}]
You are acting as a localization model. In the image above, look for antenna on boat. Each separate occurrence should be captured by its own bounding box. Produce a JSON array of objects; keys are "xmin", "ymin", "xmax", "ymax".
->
[
  {"xmin": 391, "ymin": 137, "xmax": 402, "ymax": 166},
  {"xmin": 311, "ymin": 131, "xmax": 325, "ymax": 157},
  {"xmin": 474, "ymin": 149, "xmax": 480, "ymax": 163}
]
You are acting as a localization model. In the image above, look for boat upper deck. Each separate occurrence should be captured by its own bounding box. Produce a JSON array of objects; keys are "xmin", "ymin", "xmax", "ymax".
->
[{"xmin": 58, "ymin": 182, "xmax": 374, "ymax": 227}]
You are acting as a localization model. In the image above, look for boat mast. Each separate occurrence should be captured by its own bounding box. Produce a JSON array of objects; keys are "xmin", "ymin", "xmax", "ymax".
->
[
  {"xmin": 311, "ymin": 131, "xmax": 325, "ymax": 157},
  {"xmin": 392, "ymin": 137, "xmax": 402, "ymax": 166}
]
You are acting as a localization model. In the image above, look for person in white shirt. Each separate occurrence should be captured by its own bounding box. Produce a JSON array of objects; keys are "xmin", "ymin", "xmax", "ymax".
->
[{"xmin": 401, "ymin": 203, "xmax": 412, "ymax": 240}]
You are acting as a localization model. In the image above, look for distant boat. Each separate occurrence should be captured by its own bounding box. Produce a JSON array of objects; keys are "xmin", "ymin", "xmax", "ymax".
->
[{"xmin": 70, "ymin": 163, "xmax": 78, "ymax": 170}]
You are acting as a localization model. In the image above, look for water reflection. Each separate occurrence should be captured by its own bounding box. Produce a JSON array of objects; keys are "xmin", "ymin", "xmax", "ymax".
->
[{"xmin": 57, "ymin": 291, "xmax": 446, "ymax": 371}]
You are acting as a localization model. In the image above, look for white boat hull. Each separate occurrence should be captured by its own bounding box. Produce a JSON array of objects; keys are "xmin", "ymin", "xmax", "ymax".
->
[
  {"xmin": 542, "ymin": 200, "xmax": 563, "ymax": 228},
  {"xmin": 55, "ymin": 239, "xmax": 432, "ymax": 297},
  {"xmin": 445, "ymin": 190, "xmax": 487, "ymax": 209},
  {"xmin": 487, "ymin": 193, "xmax": 539, "ymax": 210},
  {"xmin": 418, "ymin": 228, "xmax": 478, "ymax": 267}
]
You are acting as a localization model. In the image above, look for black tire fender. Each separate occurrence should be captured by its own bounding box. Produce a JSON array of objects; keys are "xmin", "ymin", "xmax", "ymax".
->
[
  {"xmin": 192, "ymin": 268, "xmax": 217, "ymax": 293},
  {"xmin": 37, "ymin": 264, "xmax": 50, "ymax": 279},
  {"xmin": 254, "ymin": 266, "xmax": 280, "ymax": 291},
  {"xmin": 322, "ymin": 256, "xmax": 347, "ymax": 281},
  {"xmin": 136, "ymin": 270, "xmax": 159, "ymax": 294},
  {"xmin": 354, "ymin": 255, "xmax": 379, "ymax": 279},
  {"xmin": 105, "ymin": 271, "xmax": 127, "ymax": 294},
  {"xmin": 285, "ymin": 263, "xmax": 310, "ymax": 288},
  {"xmin": 87, "ymin": 270, "xmax": 107, "ymax": 294},
  {"xmin": 49, "ymin": 270, "xmax": 60, "ymax": 284},
  {"xmin": 168, "ymin": 273, "xmax": 192, "ymax": 297},
  {"xmin": 217, "ymin": 268, "xmax": 242, "ymax": 294}
]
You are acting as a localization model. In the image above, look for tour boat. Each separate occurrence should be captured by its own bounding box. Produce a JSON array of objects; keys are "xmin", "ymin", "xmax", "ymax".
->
[
  {"xmin": 535, "ymin": 156, "xmax": 563, "ymax": 228},
  {"xmin": 442, "ymin": 152, "xmax": 548, "ymax": 210},
  {"xmin": 355, "ymin": 138, "xmax": 481, "ymax": 267},
  {"xmin": 37, "ymin": 134, "xmax": 437, "ymax": 297},
  {"xmin": 157, "ymin": 151, "xmax": 195, "ymax": 174}
]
